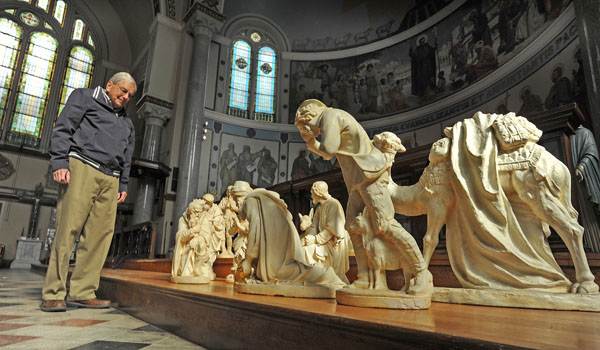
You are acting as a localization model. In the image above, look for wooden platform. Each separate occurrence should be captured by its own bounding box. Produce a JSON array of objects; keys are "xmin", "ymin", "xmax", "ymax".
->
[{"xmin": 97, "ymin": 263, "xmax": 600, "ymax": 350}]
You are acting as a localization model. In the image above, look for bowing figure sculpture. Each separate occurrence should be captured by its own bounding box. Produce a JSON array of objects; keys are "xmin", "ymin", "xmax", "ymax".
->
[
  {"xmin": 295, "ymin": 99, "xmax": 433, "ymax": 309},
  {"xmin": 230, "ymin": 180, "xmax": 345, "ymax": 298}
]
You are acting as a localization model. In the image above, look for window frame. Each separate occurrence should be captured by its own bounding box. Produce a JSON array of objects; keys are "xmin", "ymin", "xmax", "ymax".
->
[
  {"xmin": 0, "ymin": 0, "xmax": 105, "ymax": 153},
  {"xmin": 226, "ymin": 31, "xmax": 279, "ymax": 123}
]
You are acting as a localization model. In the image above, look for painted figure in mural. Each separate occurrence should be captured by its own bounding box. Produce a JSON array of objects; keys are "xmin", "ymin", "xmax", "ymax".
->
[
  {"xmin": 518, "ymin": 87, "xmax": 544, "ymax": 116},
  {"xmin": 219, "ymin": 143, "xmax": 238, "ymax": 193},
  {"xmin": 219, "ymin": 186, "xmax": 237, "ymax": 257},
  {"xmin": 545, "ymin": 64, "xmax": 573, "ymax": 110},
  {"xmin": 256, "ymin": 148, "xmax": 277, "ymax": 188},
  {"xmin": 309, "ymin": 153, "xmax": 334, "ymax": 176},
  {"xmin": 378, "ymin": 78, "xmax": 393, "ymax": 113},
  {"xmin": 295, "ymin": 99, "xmax": 433, "ymax": 295},
  {"xmin": 230, "ymin": 181, "xmax": 345, "ymax": 288},
  {"xmin": 436, "ymin": 71, "xmax": 446, "ymax": 93},
  {"xmin": 409, "ymin": 34, "xmax": 437, "ymax": 98},
  {"xmin": 358, "ymin": 78, "xmax": 368, "ymax": 113},
  {"xmin": 498, "ymin": 0, "xmax": 524, "ymax": 55},
  {"xmin": 291, "ymin": 149, "xmax": 311, "ymax": 180},
  {"xmin": 364, "ymin": 64, "xmax": 379, "ymax": 113},
  {"xmin": 389, "ymin": 80, "xmax": 407, "ymax": 111},
  {"xmin": 171, "ymin": 198, "xmax": 218, "ymax": 282},
  {"xmin": 237, "ymin": 145, "xmax": 259, "ymax": 184},
  {"xmin": 437, "ymin": 112, "xmax": 598, "ymax": 293},
  {"xmin": 571, "ymin": 126, "xmax": 600, "ymax": 252},
  {"xmin": 469, "ymin": 8, "xmax": 493, "ymax": 48},
  {"xmin": 300, "ymin": 181, "xmax": 350, "ymax": 284},
  {"xmin": 466, "ymin": 40, "xmax": 498, "ymax": 83}
]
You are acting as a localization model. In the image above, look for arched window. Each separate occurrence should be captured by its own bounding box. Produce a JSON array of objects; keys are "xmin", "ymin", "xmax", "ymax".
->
[
  {"xmin": 0, "ymin": 0, "xmax": 98, "ymax": 149},
  {"xmin": 227, "ymin": 31, "xmax": 278, "ymax": 123},
  {"xmin": 228, "ymin": 40, "xmax": 251, "ymax": 118},
  {"xmin": 0, "ymin": 18, "xmax": 23, "ymax": 127}
]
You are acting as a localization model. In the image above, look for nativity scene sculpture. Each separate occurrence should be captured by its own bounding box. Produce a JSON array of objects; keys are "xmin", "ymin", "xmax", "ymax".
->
[
  {"xmin": 171, "ymin": 194, "xmax": 224, "ymax": 284},
  {"xmin": 295, "ymin": 99, "xmax": 433, "ymax": 309},
  {"xmin": 295, "ymin": 99, "xmax": 599, "ymax": 311},
  {"xmin": 230, "ymin": 180, "xmax": 346, "ymax": 298}
]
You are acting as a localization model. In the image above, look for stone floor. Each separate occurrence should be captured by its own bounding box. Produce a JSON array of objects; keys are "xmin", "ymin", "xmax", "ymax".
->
[{"xmin": 0, "ymin": 268, "xmax": 206, "ymax": 350}]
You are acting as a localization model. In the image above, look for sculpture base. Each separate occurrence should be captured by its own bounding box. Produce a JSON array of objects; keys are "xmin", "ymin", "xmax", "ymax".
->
[
  {"xmin": 433, "ymin": 287, "xmax": 600, "ymax": 312},
  {"xmin": 234, "ymin": 282, "xmax": 336, "ymax": 298},
  {"xmin": 336, "ymin": 288, "xmax": 431, "ymax": 309},
  {"xmin": 170, "ymin": 275, "xmax": 211, "ymax": 284}
]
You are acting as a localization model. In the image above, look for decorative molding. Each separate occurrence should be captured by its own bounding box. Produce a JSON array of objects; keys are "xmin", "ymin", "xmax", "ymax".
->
[
  {"xmin": 137, "ymin": 102, "xmax": 172, "ymax": 127},
  {"xmin": 183, "ymin": 1, "xmax": 225, "ymax": 23},
  {"xmin": 136, "ymin": 94, "xmax": 174, "ymax": 110},
  {"xmin": 167, "ymin": 0, "xmax": 176, "ymax": 19}
]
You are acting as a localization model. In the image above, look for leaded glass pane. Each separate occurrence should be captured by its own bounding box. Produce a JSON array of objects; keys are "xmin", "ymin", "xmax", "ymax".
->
[
  {"xmin": 53, "ymin": 0, "xmax": 66, "ymax": 26},
  {"xmin": 228, "ymin": 40, "xmax": 251, "ymax": 112},
  {"xmin": 11, "ymin": 31, "xmax": 57, "ymax": 138},
  {"xmin": 37, "ymin": 0, "xmax": 50, "ymax": 12},
  {"xmin": 20, "ymin": 12, "xmax": 40, "ymax": 27},
  {"xmin": 0, "ymin": 18, "xmax": 23, "ymax": 127},
  {"xmin": 44, "ymin": 22, "xmax": 52, "ymax": 30},
  {"xmin": 5, "ymin": 10, "xmax": 16, "ymax": 15},
  {"xmin": 18, "ymin": 0, "xmax": 31, "ymax": 3},
  {"xmin": 57, "ymin": 46, "xmax": 93, "ymax": 116},
  {"xmin": 87, "ymin": 33, "xmax": 94, "ymax": 47},
  {"xmin": 254, "ymin": 46, "xmax": 276, "ymax": 120},
  {"xmin": 72, "ymin": 19, "xmax": 85, "ymax": 40}
]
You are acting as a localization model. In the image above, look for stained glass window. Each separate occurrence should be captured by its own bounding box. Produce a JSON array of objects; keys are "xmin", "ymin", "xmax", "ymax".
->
[
  {"xmin": 254, "ymin": 46, "xmax": 276, "ymax": 121},
  {"xmin": 20, "ymin": 12, "xmax": 40, "ymax": 26},
  {"xmin": 87, "ymin": 33, "xmax": 94, "ymax": 47},
  {"xmin": 57, "ymin": 46, "xmax": 94, "ymax": 116},
  {"xmin": 11, "ymin": 32, "xmax": 57, "ymax": 138},
  {"xmin": 5, "ymin": 10, "xmax": 16, "ymax": 15},
  {"xmin": 228, "ymin": 40, "xmax": 251, "ymax": 116},
  {"xmin": 18, "ymin": 0, "xmax": 31, "ymax": 3},
  {"xmin": 53, "ymin": 1, "xmax": 66, "ymax": 26},
  {"xmin": 36, "ymin": 0, "xmax": 50, "ymax": 12},
  {"xmin": 72, "ymin": 19, "xmax": 84, "ymax": 40},
  {"xmin": 0, "ymin": 19, "xmax": 23, "ymax": 128}
]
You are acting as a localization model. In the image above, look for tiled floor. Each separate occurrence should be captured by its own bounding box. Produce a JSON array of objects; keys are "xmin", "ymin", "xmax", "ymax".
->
[{"xmin": 0, "ymin": 269, "xmax": 207, "ymax": 349}]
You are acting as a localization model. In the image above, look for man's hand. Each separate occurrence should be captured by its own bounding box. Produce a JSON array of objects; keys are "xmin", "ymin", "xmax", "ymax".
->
[
  {"xmin": 117, "ymin": 191, "xmax": 127, "ymax": 203},
  {"xmin": 53, "ymin": 169, "xmax": 70, "ymax": 184},
  {"xmin": 576, "ymin": 164, "xmax": 585, "ymax": 182}
]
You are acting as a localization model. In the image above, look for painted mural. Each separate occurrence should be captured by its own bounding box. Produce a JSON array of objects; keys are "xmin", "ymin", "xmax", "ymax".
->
[
  {"xmin": 288, "ymin": 0, "xmax": 571, "ymax": 123},
  {"xmin": 216, "ymin": 134, "xmax": 280, "ymax": 195}
]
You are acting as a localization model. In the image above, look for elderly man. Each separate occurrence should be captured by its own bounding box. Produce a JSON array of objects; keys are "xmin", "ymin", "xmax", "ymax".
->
[
  {"xmin": 41, "ymin": 72, "xmax": 136, "ymax": 311},
  {"xmin": 302, "ymin": 181, "xmax": 350, "ymax": 283},
  {"xmin": 230, "ymin": 181, "xmax": 344, "ymax": 289},
  {"xmin": 294, "ymin": 99, "xmax": 432, "ymax": 296}
]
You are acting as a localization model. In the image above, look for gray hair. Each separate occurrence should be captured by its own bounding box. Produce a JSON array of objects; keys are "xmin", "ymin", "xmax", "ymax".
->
[{"xmin": 108, "ymin": 72, "xmax": 136, "ymax": 88}]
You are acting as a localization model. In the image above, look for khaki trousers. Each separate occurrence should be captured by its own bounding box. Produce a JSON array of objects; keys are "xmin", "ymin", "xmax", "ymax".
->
[{"xmin": 42, "ymin": 158, "xmax": 119, "ymax": 301}]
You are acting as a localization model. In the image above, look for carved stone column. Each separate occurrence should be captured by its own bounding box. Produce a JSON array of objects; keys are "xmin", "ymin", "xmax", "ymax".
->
[
  {"xmin": 573, "ymin": 1, "xmax": 600, "ymax": 146},
  {"xmin": 132, "ymin": 99, "xmax": 172, "ymax": 224},
  {"xmin": 171, "ymin": 5, "xmax": 224, "ymax": 243}
]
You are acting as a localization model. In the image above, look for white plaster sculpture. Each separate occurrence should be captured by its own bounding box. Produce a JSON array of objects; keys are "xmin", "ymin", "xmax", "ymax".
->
[
  {"xmin": 218, "ymin": 186, "xmax": 237, "ymax": 257},
  {"xmin": 298, "ymin": 181, "xmax": 350, "ymax": 284},
  {"xmin": 230, "ymin": 180, "xmax": 346, "ymax": 298},
  {"xmin": 389, "ymin": 137, "xmax": 455, "ymax": 267},
  {"xmin": 225, "ymin": 211, "xmax": 249, "ymax": 283},
  {"xmin": 295, "ymin": 99, "xmax": 433, "ymax": 309},
  {"xmin": 171, "ymin": 197, "xmax": 219, "ymax": 284},
  {"xmin": 394, "ymin": 112, "xmax": 600, "ymax": 310},
  {"xmin": 202, "ymin": 193, "xmax": 226, "ymax": 261}
]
